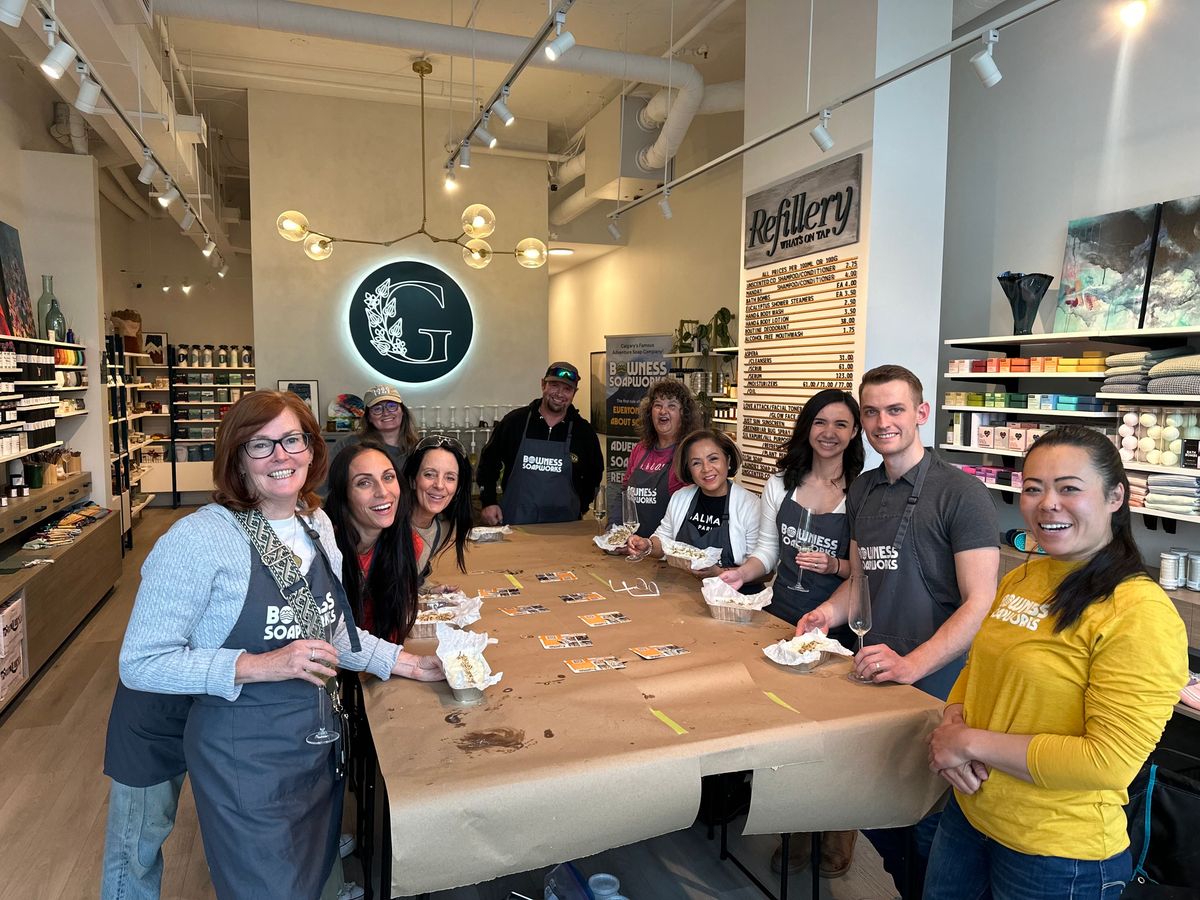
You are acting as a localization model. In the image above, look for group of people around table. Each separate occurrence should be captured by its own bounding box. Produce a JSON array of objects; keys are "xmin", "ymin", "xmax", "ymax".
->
[{"xmin": 100, "ymin": 358, "xmax": 1188, "ymax": 900}]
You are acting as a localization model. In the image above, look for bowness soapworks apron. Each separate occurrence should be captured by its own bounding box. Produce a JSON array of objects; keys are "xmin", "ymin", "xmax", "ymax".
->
[
  {"xmin": 625, "ymin": 445, "xmax": 673, "ymax": 537},
  {"xmin": 769, "ymin": 490, "xmax": 852, "ymax": 641},
  {"xmin": 184, "ymin": 527, "xmax": 355, "ymax": 899},
  {"xmin": 852, "ymin": 454, "xmax": 962, "ymax": 699},
  {"xmin": 500, "ymin": 410, "xmax": 580, "ymax": 524}
]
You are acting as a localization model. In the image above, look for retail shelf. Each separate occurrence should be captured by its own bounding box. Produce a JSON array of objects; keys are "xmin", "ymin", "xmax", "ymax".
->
[
  {"xmin": 713, "ymin": 346, "xmax": 740, "ymax": 353},
  {"xmin": 109, "ymin": 452, "xmax": 127, "ymax": 461},
  {"xmin": 173, "ymin": 400, "xmax": 231, "ymax": 406},
  {"xmin": 126, "ymin": 411, "xmax": 153, "ymax": 422},
  {"xmin": 168, "ymin": 438, "xmax": 217, "ymax": 443},
  {"xmin": 8, "ymin": 336, "xmax": 85, "ymax": 348},
  {"xmin": 54, "ymin": 365, "xmax": 87, "ymax": 370},
  {"xmin": 979, "ymin": 481, "xmax": 1021, "ymax": 495},
  {"xmin": 1132, "ymin": 506, "xmax": 1200, "ymax": 526},
  {"xmin": 942, "ymin": 405, "xmax": 1118, "ymax": 419},
  {"xmin": 128, "ymin": 440, "xmax": 149, "ymax": 452},
  {"xmin": 174, "ymin": 419, "xmax": 224, "ymax": 424},
  {"xmin": 945, "ymin": 326, "xmax": 1200, "ymax": 351},
  {"xmin": 124, "ymin": 352, "xmax": 151, "ymax": 359},
  {"xmin": 0, "ymin": 422, "xmax": 23, "ymax": 432},
  {"xmin": 54, "ymin": 386, "xmax": 88, "ymax": 392},
  {"xmin": 13, "ymin": 380, "xmax": 56, "ymax": 386},
  {"xmin": 138, "ymin": 411, "xmax": 170, "ymax": 416},
  {"xmin": 0, "ymin": 393, "xmax": 23, "ymax": 401},
  {"xmin": 136, "ymin": 364, "xmax": 168, "ymax": 369},
  {"xmin": 18, "ymin": 401, "xmax": 59, "ymax": 411},
  {"xmin": 55, "ymin": 410, "xmax": 87, "ymax": 419},
  {"xmin": 0, "ymin": 367, "xmax": 20, "ymax": 373},
  {"xmin": 1123, "ymin": 460, "xmax": 1200, "ymax": 477},
  {"xmin": 130, "ymin": 494, "xmax": 156, "ymax": 516},
  {"xmin": 173, "ymin": 366, "xmax": 255, "ymax": 371},
  {"xmin": 125, "ymin": 382, "xmax": 152, "ymax": 389},
  {"xmin": 0, "ymin": 441, "xmax": 62, "ymax": 466},
  {"xmin": 138, "ymin": 386, "xmax": 170, "ymax": 391},
  {"xmin": 1102, "ymin": 393, "xmax": 1200, "ymax": 403},
  {"xmin": 939, "ymin": 443, "xmax": 1024, "ymax": 459},
  {"xmin": 942, "ymin": 372, "xmax": 1104, "ymax": 381},
  {"xmin": 711, "ymin": 397, "xmax": 740, "ymax": 405}
]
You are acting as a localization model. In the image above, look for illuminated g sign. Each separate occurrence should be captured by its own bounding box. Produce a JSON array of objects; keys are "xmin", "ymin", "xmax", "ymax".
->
[{"xmin": 348, "ymin": 260, "xmax": 474, "ymax": 383}]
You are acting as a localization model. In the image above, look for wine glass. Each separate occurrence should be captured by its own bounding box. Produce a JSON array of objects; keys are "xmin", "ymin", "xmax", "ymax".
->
[
  {"xmin": 622, "ymin": 488, "xmax": 649, "ymax": 562},
  {"xmin": 787, "ymin": 507, "xmax": 815, "ymax": 592},
  {"xmin": 846, "ymin": 575, "xmax": 874, "ymax": 684},
  {"xmin": 306, "ymin": 621, "xmax": 341, "ymax": 745}
]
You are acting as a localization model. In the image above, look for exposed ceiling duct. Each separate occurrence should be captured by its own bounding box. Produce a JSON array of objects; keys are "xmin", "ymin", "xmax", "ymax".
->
[{"xmin": 152, "ymin": 0, "xmax": 705, "ymax": 176}]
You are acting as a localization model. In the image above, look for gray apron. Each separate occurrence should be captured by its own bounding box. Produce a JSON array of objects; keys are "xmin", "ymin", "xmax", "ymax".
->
[
  {"xmin": 676, "ymin": 487, "xmax": 735, "ymax": 569},
  {"xmin": 499, "ymin": 411, "xmax": 580, "ymax": 524},
  {"xmin": 852, "ymin": 454, "xmax": 962, "ymax": 700},
  {"xmin": 626, "ymin": 446, "xmax": 673, "ymax": 538},
  {"xmin": 767, "ymin": 490, "xmax": 852, "ymax": 645},
  {"xmin": 184, "ymin": 527, "xmax": 350, "ymax": 899},
  {"xmin": 103, "ymin": 683, "xmax": 191, "ymax": 787}
]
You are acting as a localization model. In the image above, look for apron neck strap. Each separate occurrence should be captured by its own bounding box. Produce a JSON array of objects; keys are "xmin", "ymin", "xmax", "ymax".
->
[{"xmin": 891, "ymin": 450, "xmax": 932, "ymax": 554}]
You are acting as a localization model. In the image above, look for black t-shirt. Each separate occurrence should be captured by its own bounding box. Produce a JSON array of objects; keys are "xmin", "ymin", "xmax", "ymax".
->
[{"xmin": 687, "ymin": 492, "xmax": 726, "ymax": 536}]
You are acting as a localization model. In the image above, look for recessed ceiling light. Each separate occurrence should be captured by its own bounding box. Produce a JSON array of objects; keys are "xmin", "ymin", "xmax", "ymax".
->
[{"xmin": 547, "ymin": 247, "xmax": 574, "ymax": 256}]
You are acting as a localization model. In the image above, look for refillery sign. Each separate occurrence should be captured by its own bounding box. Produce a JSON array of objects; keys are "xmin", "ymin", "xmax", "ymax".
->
[
  {"xmin": 348, "ymin": 260, "xmax": 474, "ymax": 383},
  {"xmin": 743, "ymin": 154, "xmax": 861, "ymax": 269}
]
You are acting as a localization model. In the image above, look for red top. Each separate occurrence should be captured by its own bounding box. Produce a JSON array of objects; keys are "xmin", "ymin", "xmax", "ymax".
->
[
  {"xmin": 624, "ymin": 442, "xmax": 686, "ymax": 494},
  {"xmin": 355, "ymin": 533, "xmax": 424, "ymax": 642}
]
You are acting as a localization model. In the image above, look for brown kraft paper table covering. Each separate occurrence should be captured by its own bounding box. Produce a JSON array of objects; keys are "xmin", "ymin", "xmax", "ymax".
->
[{"xmin": 361, "ymin": 522, "xmax": 948, "ymax": 896}]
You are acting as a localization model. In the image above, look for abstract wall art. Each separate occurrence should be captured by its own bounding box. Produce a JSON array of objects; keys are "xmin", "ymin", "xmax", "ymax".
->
[{"xmin": 1142, "ymin": 193, "xmax": 1200, "ymax": 328}]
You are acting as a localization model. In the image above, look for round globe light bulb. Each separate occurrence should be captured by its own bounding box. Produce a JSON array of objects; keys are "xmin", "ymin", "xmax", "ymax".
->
[
  {"xmin": 514, "ymin": 237, "xmax": 547, "ymax": 269},
  {"xmin": 303, "ymin": 233, "xmax": 333, "ymax": 261},
  {"xmin": 463, "ymin": 238, "xmax": 492, "ymax": 269},
  {"xmin": 277, "ymin": 210, "xmax": 310, "ymax": 242},
  {"xmin": 461, "ymin": 204, "xmax": 496, "ymax": 239}
]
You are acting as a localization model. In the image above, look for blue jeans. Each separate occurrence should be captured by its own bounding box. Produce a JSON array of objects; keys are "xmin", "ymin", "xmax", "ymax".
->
[
  {"xmin": 924, "ymin": 796, "xmax": 1131, "ymax": 899},
  {"xmin": 864, "ymin": 809, "xmax": 940, "ymax": 899},
  {"xmin": 100, "ymin": 775, "xmax": 185, "ymax": 900}
]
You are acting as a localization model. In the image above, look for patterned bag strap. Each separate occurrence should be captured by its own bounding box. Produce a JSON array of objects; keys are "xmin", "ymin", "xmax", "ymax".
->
[{"xmin": 231, "ymin": 507, "xmax": 325, "ymax": 642}]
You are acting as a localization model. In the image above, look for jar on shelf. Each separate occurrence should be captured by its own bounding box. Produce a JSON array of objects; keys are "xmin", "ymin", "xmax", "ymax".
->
[
  {"xmin": 188, "ymin": 345, "xmax": 200, "ymax": 367},
  {"xmin": 241, "ymin": 345, "xmax": 253, "ymax": 367},
  {"xmin": 217, "ymin": 344, "xmax": 229, "ymax": 367},
  {"xmin": 36, "ymin": 275, "xmax": 55, "ymax": 341},
  {"xmin": 202, "ymin": 345, "xmax": 214, "ymax": 367},
  {"xmin": 44, "ymin": 295, "xmax": 67, "ymax": 343},
  {"xmin": 176, "ymin": 344, "xmax": 189, "ymax": 367}
]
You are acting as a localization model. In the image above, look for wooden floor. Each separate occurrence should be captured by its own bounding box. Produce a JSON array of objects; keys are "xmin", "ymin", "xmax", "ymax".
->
[{"xmin": 0, "ymin": 507, "xmax": 900, "ymax": 900}]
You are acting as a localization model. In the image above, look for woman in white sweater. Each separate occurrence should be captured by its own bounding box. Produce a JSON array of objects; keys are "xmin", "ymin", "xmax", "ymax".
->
[{"xmin": 627, "ymin": 428, "xmax": 759, "ymax": 577}]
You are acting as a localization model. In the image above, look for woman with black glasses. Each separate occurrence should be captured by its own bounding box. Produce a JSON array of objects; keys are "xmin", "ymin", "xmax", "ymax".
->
[
  {"xmin": 328, "ymin": 385, "xmax": 419, "ymax": 485},
  {"xmin": 405, "ymin": 434, "xmax": 473, "ymax": 581},
  {"xmin": 113, "ymin": 391, "xmax": 442, "ymax": 899}
]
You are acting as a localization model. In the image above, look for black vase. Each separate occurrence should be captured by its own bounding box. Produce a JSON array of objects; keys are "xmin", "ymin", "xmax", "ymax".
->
[{"xmin": 997, "ymin": 271, "xmax": 1054, "ymax": 335}]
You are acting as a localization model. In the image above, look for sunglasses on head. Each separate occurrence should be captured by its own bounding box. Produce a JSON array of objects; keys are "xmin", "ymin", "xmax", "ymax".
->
[
  {"xmin": 546, "ymin": 368, "xmax": 578, "ymax": 384},
  {"xmin": 416, "ymin": 434, "xmax": 466, "ymax": 454}
]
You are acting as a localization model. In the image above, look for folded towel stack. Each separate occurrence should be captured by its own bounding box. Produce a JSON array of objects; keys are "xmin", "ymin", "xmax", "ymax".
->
[
  {"xmin": 1147, "ymin": 355, "xmax": 1200, "ymax": 396},
  {"xmin": 1128, "ymin": 473, "xmax": 1148, "ymax": 508},
  {"xmin": 1103, "ymin": 348, "xmax": 1191, "ymax": 395},
  {"xmin": 1145, "ymin": 474, "xmax": 1200, "ymax": 515}
]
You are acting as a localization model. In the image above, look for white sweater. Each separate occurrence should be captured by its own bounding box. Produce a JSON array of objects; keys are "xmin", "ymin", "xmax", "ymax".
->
[
  {"xmin": 750, "ymin": 473, "xmax": 846, "ymax": 572},
  {"xmin": 652, "ymin": 482, "xmax": 761, "ymax": 565}
]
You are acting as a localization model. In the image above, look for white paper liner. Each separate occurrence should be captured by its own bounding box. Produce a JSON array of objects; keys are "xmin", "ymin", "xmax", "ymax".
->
[
  {"xmin": 468, "ymin": 525, "xmax": 512, "ymax": 542},
  {"xmin": 593, "ymin": 523, "xmax": 636, "ymax": 551},
  {"xmin": 415, "ymin": 593, "xmax": 482, "ymax": 628},
  {"xmin": 700, "ymin": 576, "xmax": 773, "ymax": 609},
  {"xmin": 435, "ymin": 623, "xmax": 503, "ymax": 690},
  {"xmin": 763, "ymin": 628, "xmax": 854, "ymax": 667},
  {"xmin": 664, "ymin": 539, "xmax": 724, "ymax": 572}
]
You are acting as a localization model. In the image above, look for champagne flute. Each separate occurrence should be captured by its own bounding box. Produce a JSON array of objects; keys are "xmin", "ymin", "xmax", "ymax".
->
[
  {"xmin": 622, "ymin": 488, "xmax": 649, "ymax": 562},
  {"xmin": 846, "ymin": 575, "xmax": 874, "ymax": 684},
  {"xmin": 788, "ymin": 507, "xmax": 815, "ymax": 592},
  {"xmin": 306, "ymin": 620, "xmax": 341, "ymax": 745}
]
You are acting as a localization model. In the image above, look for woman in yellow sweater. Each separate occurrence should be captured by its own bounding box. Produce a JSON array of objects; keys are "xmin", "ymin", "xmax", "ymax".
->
[{"xmin": 924, "ymin": 425, "xmax": 1187, "ymax": 899}]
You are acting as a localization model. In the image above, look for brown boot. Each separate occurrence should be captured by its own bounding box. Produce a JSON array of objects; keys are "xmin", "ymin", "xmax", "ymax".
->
[
  {"xmin": 819, "ymin": 830, "xmax": 857, "ymax": 878},
  {"xmin": 769, "ymin": 832, "xmax": 812, "ymax": 875}
]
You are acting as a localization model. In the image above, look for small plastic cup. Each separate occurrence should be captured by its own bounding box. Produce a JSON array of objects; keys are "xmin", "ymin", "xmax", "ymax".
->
[
  {"xmin": 449, "ymin": 685, "xmax": 484, "ymax": 705},
  {"xmin": 588, "ymin": 873, "xmax": 620, "ymax": 898}
]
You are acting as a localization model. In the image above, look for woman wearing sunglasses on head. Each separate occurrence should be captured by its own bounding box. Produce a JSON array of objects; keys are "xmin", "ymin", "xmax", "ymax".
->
[
  {"xmin": 404, "ymin": 434, "xmax": 473, "ymax": 583},
  {"xmin": 115, "ymin": 391, "xmax": 443, "ymax": 900}
]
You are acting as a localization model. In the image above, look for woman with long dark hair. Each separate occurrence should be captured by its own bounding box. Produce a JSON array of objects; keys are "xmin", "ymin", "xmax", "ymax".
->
[
  {"xmin": 403, "ymin": 434, "xmax": 473, "ymax": 581},
  {"xmin": 325, "ymin": 439, "xmax": 421, "ymax": 643},
  {"xmin": 925, "ymin": 425, "xmax": 1187, "ymax": 898},
  {"xmin": 721, "ymin": 389, "xmax": 863, "ymax": 625}
]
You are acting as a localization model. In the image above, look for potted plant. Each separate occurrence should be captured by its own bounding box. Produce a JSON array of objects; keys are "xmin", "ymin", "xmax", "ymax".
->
[{"xmin": 709, "ymin": 307, "xmax": 735, "ymax": 348}]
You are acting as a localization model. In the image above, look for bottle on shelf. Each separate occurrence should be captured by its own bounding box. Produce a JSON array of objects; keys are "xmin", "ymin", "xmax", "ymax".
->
[
  {"xmin": 202, "ymin": 345, "xmax": 214, "ymax": 367},
  {"xmin": 36, "ymin": 275, "xmax": 54, "ymax": 341},
  {"xmin": 177, "ymin": 344, "xmax": 189, "ymax": 367},
  {"xmin": 241, "ymin": 345, "xmax": 253, "ymax": 367},
  {"xmin": 45, "ymin": 296, "xmax": 67, "ymax": 343},
  {"xmin": 217, "ymin": 344, "xmax": 229, "ymax": 367},
  {"xmin": 188, "ymin": 345, "xmax": 200, "ymax": 367}
]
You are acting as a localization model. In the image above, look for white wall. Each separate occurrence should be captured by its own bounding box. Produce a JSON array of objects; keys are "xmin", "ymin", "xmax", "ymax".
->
[
  {"xmin": 248, "ymin": 89, "xmax": 550, "ymax": 422},
  {"xmin": 547, "ymin": 111, "xmax": 744, "ymax": 418},
  {"xmin": 938, "ymin": 0, "xmax": 1200, "ymax": 555},
  {"xmin": 99, "ymin": 199, "xmax": 255, "ymax": 346}
]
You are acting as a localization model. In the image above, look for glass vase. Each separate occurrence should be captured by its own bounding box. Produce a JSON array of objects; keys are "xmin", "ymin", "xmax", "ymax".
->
[
  {"xmin": 36, "ymin": 275, "xmax": 54, "ymax": 341},
  {"xmin": 997, "ymin": 271, "xmax": 1054, "ymax": 335},
  {"xmin": 45, "ymin": 296, "xmax": 67, "ymax": 343}
]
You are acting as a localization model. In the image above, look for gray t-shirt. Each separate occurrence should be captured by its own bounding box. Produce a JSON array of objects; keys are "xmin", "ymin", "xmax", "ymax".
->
[{"xmin": 846, "ymin": 448, "xmax": 997, "ymax": 614}]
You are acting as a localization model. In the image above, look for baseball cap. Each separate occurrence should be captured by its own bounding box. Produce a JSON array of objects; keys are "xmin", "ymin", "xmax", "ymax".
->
[
  {"xmin": 544, "ymin": 362, "xmax": 580, "ymax": 386},
  {"xmin": 363, "ymin": 385, "xmax": 404, "ymax": 408}
]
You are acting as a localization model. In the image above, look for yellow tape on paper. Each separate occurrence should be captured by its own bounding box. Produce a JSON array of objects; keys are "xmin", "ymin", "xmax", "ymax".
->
[
  {"xmin": 763, "ymin": 691, "xmax": 802, "ymax": 714},
  {"xmin": 504, "ymin": 573, "xmax": 523, "ymax": 589},
  {"xmin": 649, "ymin": 708, "xmax": 688, "ymax": 735}
]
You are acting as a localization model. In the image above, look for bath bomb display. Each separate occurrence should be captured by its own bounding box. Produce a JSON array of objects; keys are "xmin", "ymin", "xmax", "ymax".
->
[
  {"xmin": 1140, "ymin": 413, "xmax": 1158, "ymax": 427},
  {"xmin": 1170, "ymin": 440, "xmax": 1183, "ymax": 454},
  {"xmin": 1120, "ymin": 447, "xmax": 1135, "ymax": 462},
  {"xmin": 1161, "ymin": 451, "xmax": 1180, "ymax": 467},
  {"xmin": 1186, "ymin": 427, "xmax": 1200, "ymax": 441},
  {"xmin": 1122, "ymin": 435, "xmax": 1139, "ymax": 450},
  {"xmin": 1163, "ymin": 426, "xmax": 1181, "ymax": 443},
  {"xmin": 1147, "ymin": 425, "xmax": 1163, "ymax": 441},
  {"xmin": 1146, "ymin": 449, "xmax": 1162, "ymax": 465},
  {"xmin": 1166, "ymin": 414, "xmax": 1184, "ymax": 428},
  {"xmin": 1138, "ymin": 436, "xmax": 1156, "ymax": 453},
  {"xmin": 1124, "ymin": 411, "xmax": 1140, "ymax": 427},
  {"xmin": 1119, "ymin": 423, "xmax": 1136, "ymax": 438}
]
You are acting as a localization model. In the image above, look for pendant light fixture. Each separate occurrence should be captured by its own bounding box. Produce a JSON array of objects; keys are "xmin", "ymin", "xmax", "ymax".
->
[{"xmin": 276, "ymin": 60, "xmax": 548, "ymax": 268}]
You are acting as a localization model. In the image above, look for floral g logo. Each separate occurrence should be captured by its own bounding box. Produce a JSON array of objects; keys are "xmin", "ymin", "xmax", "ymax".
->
[{"xmin": 349, "ymin": 260, "xmax": 474, "ymax": 383}]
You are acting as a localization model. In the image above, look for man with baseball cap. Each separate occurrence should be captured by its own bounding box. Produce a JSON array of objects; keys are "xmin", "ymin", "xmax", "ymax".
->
[{"xmin": 478, "ymin": 362, "xmax": 603, "ymax": 525}]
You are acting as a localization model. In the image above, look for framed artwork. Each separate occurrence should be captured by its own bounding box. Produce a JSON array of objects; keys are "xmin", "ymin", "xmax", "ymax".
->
[
  {"xmin": 143, "ymin": 332, "xmax": 167, "ymax": 365},
  {"xmin": 1143, "ymin": 193, "xmax": 1200, "ymax": 328},
  {"xmin": 279, "ymin": 379, "xmax": 320, "ymax": 421},
  {"xmin": 0, "ymin": 220, "xmax": 36, "ymax": 337},
  {"xmin": 1053, "ymin": 204, "xmax": 1158, "ymax": 332}
]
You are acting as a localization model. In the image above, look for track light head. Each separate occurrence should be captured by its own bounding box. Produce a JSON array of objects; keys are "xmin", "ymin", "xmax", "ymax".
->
[
  {"xmin": 473, "ymin": 116, "xmax": 498, "ymax": 149},
  {"xmin": 658, "ymin": 191, "xmax": 673, "ymax": 220},
  {"xmin": 157, "ymin": 184, "xmax": 180, "ymax": 208},
  {"xmin": 180, "ymin": 209, "xmax": 196, "ymax": 231},
  {"xmin": 161, "ymin": 277, "xmax": 170, "ymax": 293},
  {"xmin": 810, "ymin": 109, "xmax": 834, "ymax": 153},
  {"xmin": 74, "ymin": 73, "xmax": 102, "ymax": 114},
  {"xmin": 137, "ymin": 150, "xmax": 158, "ymax": 186},
  {"xmin": 970, "ymin": 29, "xmax": 1002, "ymax": 88},
  {"xmin": 0, "ymin": 0, "xmax": 30, "ymax": 28},
  {"xmin": 607, "ymin": 219, "xmax": 621, "ymax": 240},
  {"xmin": 202, "ymin": 237, "xmax": 216, "ymax": 257},
  {"xmin": 181, "ymin": 279, "xmax": 192, "ymax": 295},
  {"xmin": 459, "ymin": 140, "xmax": 471, "ymax": 169},
  {"xmin": 41, "ymin": 38, "xmax": 76, "ymax": 80},
  {"xmin": 443, "ymin": 164, "xmax": 457, "ymax": 191},
  {"xmin": 218, "ymin": 263, "xmax": 230, "ymax": 278},
  {"xmin": 544, "ymin": 11, "xmax": 575, "ymax": 62},
  {"xmin": 491, "ymin": 89, "xmax": 515, "ymax": 127}
]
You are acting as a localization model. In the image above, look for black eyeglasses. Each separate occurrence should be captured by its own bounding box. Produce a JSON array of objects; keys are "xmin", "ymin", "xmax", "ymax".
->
[
  {"xmin": 368, "ymin": 401, "xmax": 402, "ymax": 415},
  {"xmin": 243, "ymin": 432, "xmax": 311, "ymax": 459},
  {"xmin": 416, "ymin": 434, "xmax": 465, "ymax": 454}
]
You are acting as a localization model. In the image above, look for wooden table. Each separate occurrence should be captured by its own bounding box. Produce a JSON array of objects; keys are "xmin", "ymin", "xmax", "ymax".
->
[{"xmin": 359, "ymin": 523, "xmax": 946, "ymax": 898}]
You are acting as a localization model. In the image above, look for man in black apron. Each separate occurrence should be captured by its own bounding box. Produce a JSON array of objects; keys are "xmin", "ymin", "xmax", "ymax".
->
[
  {"xmin": 477, "ymin": 362, "xmax": 603, "ymax": 526},
  {"xmin": 797, "ymin": 365, "xmax": 998, "ymax": 898}
]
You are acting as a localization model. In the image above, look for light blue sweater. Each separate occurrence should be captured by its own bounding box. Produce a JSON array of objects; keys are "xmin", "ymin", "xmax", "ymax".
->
[{"xmin": 119, "ymin": 503, "xmax": 401, "ymax": 701}]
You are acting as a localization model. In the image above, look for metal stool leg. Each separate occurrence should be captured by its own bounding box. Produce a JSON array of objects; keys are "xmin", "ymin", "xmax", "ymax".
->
[{"xmin": 811, "ymin": 832, "xmax": 821, "ymax": 899}]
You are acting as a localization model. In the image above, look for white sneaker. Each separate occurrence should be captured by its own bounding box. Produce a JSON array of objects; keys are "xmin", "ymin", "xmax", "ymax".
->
[
  {"xmin": 339, "ymin": 832, "xmax": 357, "ymax": 858},
  {"xmin": 336, "ymin": 882, "xmax": 364, "ymax": 900}
]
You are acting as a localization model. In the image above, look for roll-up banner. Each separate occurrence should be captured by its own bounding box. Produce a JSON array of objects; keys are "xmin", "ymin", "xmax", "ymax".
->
[{"xmin": 604, "ymin": 334, "xmax": 673, "ymax": 520}]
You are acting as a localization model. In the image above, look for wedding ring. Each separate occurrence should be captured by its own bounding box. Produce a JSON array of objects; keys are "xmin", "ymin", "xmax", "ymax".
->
[
  {"xmin": 875, "ymin": 662, "xmax": 882, "ymax": 673},
  {"xmin": 309, "ymin": 647, "xmax": 317, "ymax": 662}
]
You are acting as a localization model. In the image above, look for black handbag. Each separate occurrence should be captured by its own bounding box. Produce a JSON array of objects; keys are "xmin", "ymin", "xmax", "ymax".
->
[{"xmin": 1123, "ymin": 764, "xmax": 1200, "ymax": 897}]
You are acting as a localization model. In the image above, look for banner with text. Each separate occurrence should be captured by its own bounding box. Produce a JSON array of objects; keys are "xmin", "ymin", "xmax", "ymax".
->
[{"xmin": 605, "ymin": 334, "xmax": 673, "ymax": 521}]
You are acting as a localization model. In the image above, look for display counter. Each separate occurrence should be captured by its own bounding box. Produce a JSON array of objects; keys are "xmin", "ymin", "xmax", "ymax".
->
[{"xmin": 361, "ymin": 522, "xmax": 946, "ymax": 897}]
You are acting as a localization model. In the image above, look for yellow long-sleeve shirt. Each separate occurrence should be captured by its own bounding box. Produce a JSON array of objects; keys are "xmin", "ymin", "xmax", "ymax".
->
[{"xmin": 947, "ymin": 558, "xmax": 1187, "ymax": 860}]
